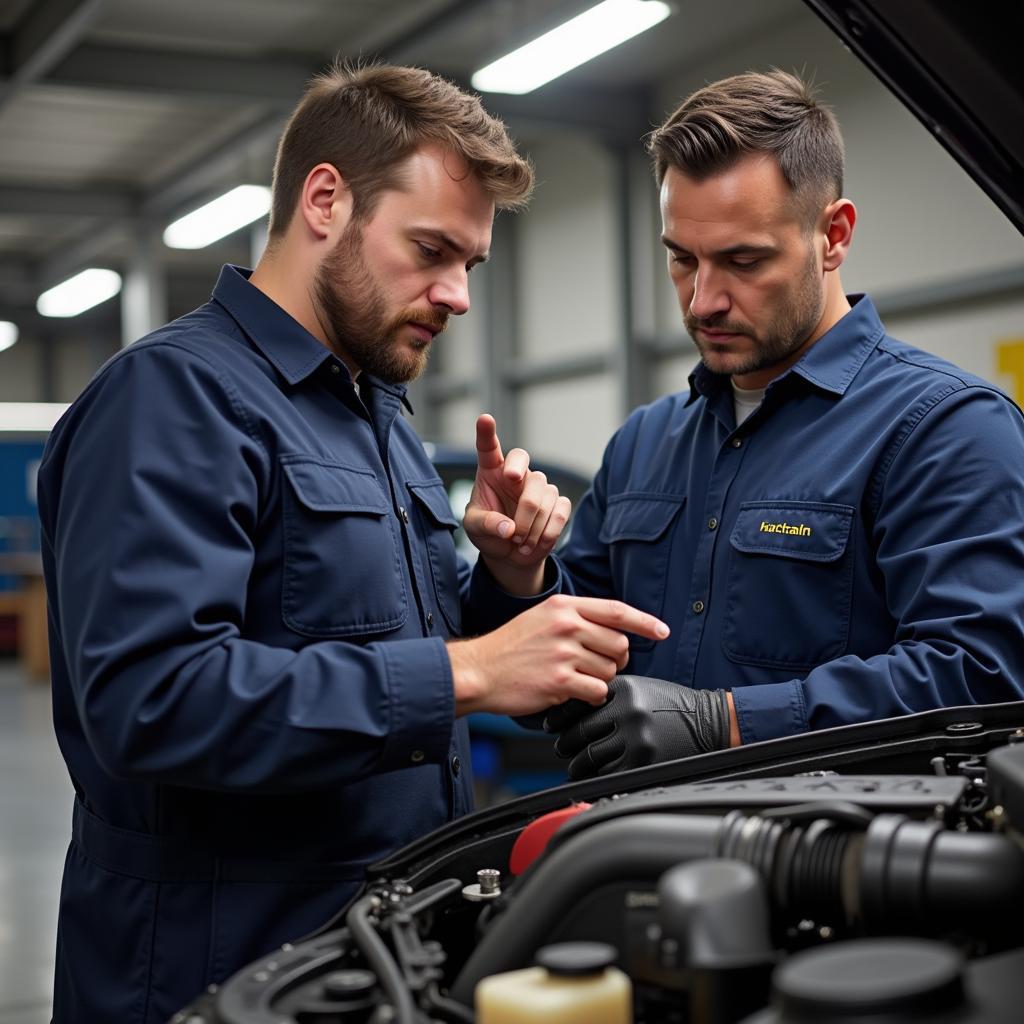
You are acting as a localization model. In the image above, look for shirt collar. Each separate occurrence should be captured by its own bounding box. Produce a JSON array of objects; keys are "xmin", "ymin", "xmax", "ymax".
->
[
  {"xmin": 686, "ymin": 293, "xmax": 885, "ymax": 402},
  {"xmin": 211, "ymin": 265, "xmax": 414, "ymax": 412},
  {"xmin": 211, "ymin": 265, "xmax": 336, "ymax": 385}
]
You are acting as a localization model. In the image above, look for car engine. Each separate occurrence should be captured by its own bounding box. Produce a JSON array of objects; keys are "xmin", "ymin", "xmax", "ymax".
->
[{"xmin": 175, "ymin": 704, "xmax": 1024, "ymax": 1023}]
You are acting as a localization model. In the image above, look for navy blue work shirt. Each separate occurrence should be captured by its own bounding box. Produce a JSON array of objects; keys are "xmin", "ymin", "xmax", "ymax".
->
[
  {"xmin": 560, "ymin": 295, "xmax": 1024, "ymax": 743},
  {"xmin": 38, "ymin": 265, "xmax": 552, "ymax": 1024}
]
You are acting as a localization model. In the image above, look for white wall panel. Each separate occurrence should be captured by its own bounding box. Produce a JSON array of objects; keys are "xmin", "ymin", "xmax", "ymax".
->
[
  {"xmin": 435, "ymin": 396, "xmax": 485, "ymax": 450},
  {"xmin": 651, "ymin": 350, "xmax": 703, "ymax": 401},
  {"xmin": 884, "ymin": 296, "xmax": 1024, "ymax": 398},
  {"xmin": 0, "ymin": 341, "xmax": 41, "ymax": 402},
  {"xmin": 651, "ymin": 14, "xmax": 1024, "ymax": 342},
  {"xmin": 54, "ymin": 336, "xmax": 111, "ymax": 403},
  {"xmin": 517, "ymin": 137, "xmax": 619, "ymax": 362},
  {"xmin": 519, "ymin": 374, "xmax": 619, "ymax": 475},
  {"xmin": 438, "ymin": 284, "xmax": 486, "ymax": 382}
]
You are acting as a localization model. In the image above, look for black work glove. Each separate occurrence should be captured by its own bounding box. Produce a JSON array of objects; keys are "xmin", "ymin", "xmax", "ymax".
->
[{"xmin": 544, "ymin": 674, "xmax": 731, "ymax": 780}]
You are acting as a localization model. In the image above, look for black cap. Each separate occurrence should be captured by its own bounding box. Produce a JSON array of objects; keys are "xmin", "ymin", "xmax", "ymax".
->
[
  {"xmin": 772, "ymin": 939, "xmax": 965, "ymax": 1020},
  {"xmin": 536, "ymin": 942, "xmax": 618, "ymax": 976},
  {"xmin": 322, "ymin": 968, "xmax": 378, "ymax": 1000}
]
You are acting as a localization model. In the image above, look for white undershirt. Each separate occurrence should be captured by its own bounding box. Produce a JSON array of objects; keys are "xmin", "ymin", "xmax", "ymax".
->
[{"xmin": 732, "ymin": 379, "xmax": 766, "ymax": 426}]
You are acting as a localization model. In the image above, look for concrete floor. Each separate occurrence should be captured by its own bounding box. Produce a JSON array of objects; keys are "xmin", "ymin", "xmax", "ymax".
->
[{"xmin": 0, "ymin": 661, "xmax": 72, "ymax": 1024}]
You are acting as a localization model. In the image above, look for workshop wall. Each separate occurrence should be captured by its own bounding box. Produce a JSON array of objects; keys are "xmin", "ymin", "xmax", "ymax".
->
[
  {"xmin": 1, "ymin": 5, "xmax": 1019, "ymax": 473},
  {"xmin": 650, "ymin": 12, "xmax": 1024, "ymax": 409}
]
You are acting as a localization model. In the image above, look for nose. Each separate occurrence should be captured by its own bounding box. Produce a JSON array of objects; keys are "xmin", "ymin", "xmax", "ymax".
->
[
  {"xmin": 688, "ymin": 265, "xmax": 730, "ymax": 321},
  {"xmin": 428, "ymin": 267, "xmax": 470, "ymax": 317}
]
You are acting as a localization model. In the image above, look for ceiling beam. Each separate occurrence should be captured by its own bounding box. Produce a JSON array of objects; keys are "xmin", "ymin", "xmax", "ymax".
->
[
  {"xmin": 0, "ymin": 0, "xmax": 106, "ymax": 104},
  {"xmin": 482, "ymin": 82, "xmax": 654, "ymax": 146},
  {"xmin": 0, "ymin": 183, "xmax": 136, "ymax": 218},
  {"xmin": 21, "ymin": 0, "xmax": 646, "ymax": 299},
  {"xmin": 46, "ymin": 43, "xmax": 316, "ymax": 104},
  {"xmin": 36, "ymin": 109, "xmax": 287, "ymax": 287}
]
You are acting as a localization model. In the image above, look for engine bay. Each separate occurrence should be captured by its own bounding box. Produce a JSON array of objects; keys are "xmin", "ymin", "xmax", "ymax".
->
[{"xmin": 176, "ymin": 705, "xmax": 1024, "ymax": 1023}]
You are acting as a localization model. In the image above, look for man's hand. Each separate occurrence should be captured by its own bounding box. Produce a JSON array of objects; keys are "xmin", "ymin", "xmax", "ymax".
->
[
  {"xmin": 462, "ymin": 414, "xmax": 571, "ymax": 596},
  {"xmin": 544, "ymin": 674, "xmax": 732, "ymax": 780},
  {"xmin": 447, "ymin": 597, "xmax": 669, "ymax": 717}
]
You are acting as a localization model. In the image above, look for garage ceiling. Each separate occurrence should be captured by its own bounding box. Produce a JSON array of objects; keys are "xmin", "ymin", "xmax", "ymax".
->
[{"xmin": 0, "ymin": 0, "xmax": 804, "ymax": 353}]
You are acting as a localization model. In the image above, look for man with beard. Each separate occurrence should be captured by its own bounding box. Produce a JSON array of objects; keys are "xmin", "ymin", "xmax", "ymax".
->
[
  {"xmin": 545, "ymin": 70, "xmax": 1024, "ymax": 780},
  {"xmin": 37, "ymin": 64, "xmax": 669, "ymax": 1023}
]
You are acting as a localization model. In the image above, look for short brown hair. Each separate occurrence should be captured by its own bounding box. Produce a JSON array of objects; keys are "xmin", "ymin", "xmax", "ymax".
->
[
  {"xmin": 268, "ymin": 62, "xmax": 534, "ymax": 237},
  {"xmin": 647, "ymin": 70, "xmax": 843, "ymax": 221}
]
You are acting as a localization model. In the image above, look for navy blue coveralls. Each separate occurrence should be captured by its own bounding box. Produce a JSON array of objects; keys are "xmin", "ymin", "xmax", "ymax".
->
[
  {"xmin": 558, "ymin": 295, "xmax": 1024, "ymax": 743},
  {"xmin": 38, "ymin": 266, "xmax": 553, "ymax": 1023}
]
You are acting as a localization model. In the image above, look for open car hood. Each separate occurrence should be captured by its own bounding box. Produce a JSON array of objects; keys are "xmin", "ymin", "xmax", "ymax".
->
[{"xmin": 802, "ymin": 0, "xmax": 1023, "ymax": 232}]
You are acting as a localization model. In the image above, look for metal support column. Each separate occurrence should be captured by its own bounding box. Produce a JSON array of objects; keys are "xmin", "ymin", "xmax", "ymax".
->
[
  {"xmin": 611, "ymin": 144, "xmax": 661, "ymax": 416},
  {"xmin": 250, "ymin": 220, "xmax": 269, "ymax": 270},
  {"xmin": 120, "ymin": 225, "xmax": 167, "ymax": 347},
  {"xmin": 485, "ymin": 212, "xmax": 520, "ymax": 444}
]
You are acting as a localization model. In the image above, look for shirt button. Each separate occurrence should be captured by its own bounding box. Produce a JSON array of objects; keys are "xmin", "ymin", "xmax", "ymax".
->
[
  {"xmin": 410, "ymin": 750, "xmax": 425, "ymax": 763},
  {"xmin": 692, "ymin": 600, "xmax": 705, "ymax": 614},
  {"xmin": 451, "ymin": 755, "xmax": 461, "ymax": 777},
  {"xmin": 731, "ymin": 438, "xmax": 743, "ymax": 448},
  {"xmin": 330, "ymin": 364, "xmax": 341, "ymax": 375},
  {"xmin": 426, "ymin": 611, "xmax": 434, "ymax": 628},
  {"xmin": 708, "ymin": 517, "xmax": 718, "ymax": 531},
  {"xmin": 399, "ymin": 506, "xmax": 410, "ymax": 524}
]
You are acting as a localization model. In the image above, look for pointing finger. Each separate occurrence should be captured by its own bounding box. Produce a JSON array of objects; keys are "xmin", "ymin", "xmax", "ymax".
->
[
  {"xmin": 573, "ymin": 598, "xmax": 670, "ymax": 641},
  {"xmin": 475, "ymin": 413, "xmax": 504, "ymax": 472}
]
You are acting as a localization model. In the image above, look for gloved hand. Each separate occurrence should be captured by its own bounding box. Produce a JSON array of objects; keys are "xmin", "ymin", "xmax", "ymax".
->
[{"xmin": 544, "ymin": 674, "xmax": 731, "ymax": 780}]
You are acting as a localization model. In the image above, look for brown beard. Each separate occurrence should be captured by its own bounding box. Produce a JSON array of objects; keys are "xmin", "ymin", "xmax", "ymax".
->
[
  {"xmin": 685, "ymin": 245, "xmax": 824, "ymax": 378},
  {"xmin": 314, "ymin": 223, "xmax": 448, "ymax": 384}
]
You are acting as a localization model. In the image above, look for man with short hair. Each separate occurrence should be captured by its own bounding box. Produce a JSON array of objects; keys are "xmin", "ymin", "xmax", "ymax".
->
[
  {"xmin": 38, "ymin": 63, "xmax": 666, "ymax": 1023},
  {"xmin": 547, "ymin": 70, "xmax": 1024, "ymax": 779}
]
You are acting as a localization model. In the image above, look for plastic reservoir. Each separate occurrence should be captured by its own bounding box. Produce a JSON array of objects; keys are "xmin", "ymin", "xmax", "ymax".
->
[{"xmin": 475, "ymin": 942, "xmax": 632, "ymax": 1024}]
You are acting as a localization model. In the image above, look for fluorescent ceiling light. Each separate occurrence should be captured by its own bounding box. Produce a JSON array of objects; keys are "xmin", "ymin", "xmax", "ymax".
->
[
  {"xmin": 0, "ymin": 402, "xmax": 69, "ymax": 432},
  {"xmin": 163, "ymin": 185, "xmax": 272, "ymax": 249},
  {"xmin": 37, "ymin": 269, "xmax": 122, "ymax": 318},
  {"xmin": 471, "ymin": 0, "xmax": 671, "ymax": 95},
  {"xmin": 0, "ymin": 321, "xmax": 17, "ymax": 353}
]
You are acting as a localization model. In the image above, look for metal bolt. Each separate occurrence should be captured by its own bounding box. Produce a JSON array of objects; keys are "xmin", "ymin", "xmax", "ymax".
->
[
  {"xmin": 462, "ymin": 867, "xmax": 502, "ymax": 901},
  {"xmin": 478, "ymin": 868, "xmax": 501, "ymax": 894}
]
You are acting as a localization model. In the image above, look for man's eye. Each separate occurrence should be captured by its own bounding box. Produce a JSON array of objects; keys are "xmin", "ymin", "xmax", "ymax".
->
[
  {"xmin": 671, "ymin": 254, "xmax": 695, "ymax": 266},
  {"xmin": 731, "ymin": 259, "xmax": 761, "ymax": 270},
  {"xmin": 417, "ymin": 243, "xmax": 441, "ymax": 261}
]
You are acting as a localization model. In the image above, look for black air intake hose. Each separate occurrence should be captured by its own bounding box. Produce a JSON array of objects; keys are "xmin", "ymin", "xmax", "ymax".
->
[
  {"xmin": 859, "ymin": 814, "xmax": 1024, "ymax": 937},
  {"xmin": 451, "ymin": 809, "xmax": 1024, "ymax": 1006},
  {"xmin": 450, "ymin": 813, "xmax": 721, "ymax": 1004}
]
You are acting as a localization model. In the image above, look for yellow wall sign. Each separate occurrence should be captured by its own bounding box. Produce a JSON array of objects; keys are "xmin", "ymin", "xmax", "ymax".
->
[{"xmin": 997, "ymin": 339, "xmax": 1024, "ymax": 405}]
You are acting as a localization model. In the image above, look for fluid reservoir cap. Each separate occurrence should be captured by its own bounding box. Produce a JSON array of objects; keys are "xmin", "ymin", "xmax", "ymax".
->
[
  {"xmin": 322, "ymin": 968, "xmax": 378, "ymax": 999},
  {"xmin": 773, "ymin": 939, "xmax": 965, "ymax": 1019},
  {"xmin": 536, "ymin": 941, "xmax": 618, "ymax": 977}
]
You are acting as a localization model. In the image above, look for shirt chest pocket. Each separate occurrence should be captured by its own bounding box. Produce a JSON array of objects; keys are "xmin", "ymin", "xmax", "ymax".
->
[
  {"xmin": 722, "ymin": 501, "xmax": 854, "ymax": 671},
  {"xmin": 407, "ymin": 479, "xmax": 462, "ymax": 636},
  {"xmin": 281, "ymin": 457, "xmax": 408, "ymax": 638},
  {"xmin": 600, "ymin": 492, "xmax": 686, "ymax": 652}
]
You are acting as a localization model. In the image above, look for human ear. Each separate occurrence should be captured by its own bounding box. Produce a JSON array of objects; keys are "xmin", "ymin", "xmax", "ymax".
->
[
  {"xmin": 822, "ymin": 198, "xmax": 856, "ymax": 271},
  {"xmin": 298, "ymin": 163, "xmax": 353, "ymax": 242}
]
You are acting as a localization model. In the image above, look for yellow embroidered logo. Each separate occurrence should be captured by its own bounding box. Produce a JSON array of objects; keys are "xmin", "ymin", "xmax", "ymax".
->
[{"xmin": 760, "ymin": 521, "xmax": 812, "ymax": 537}]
